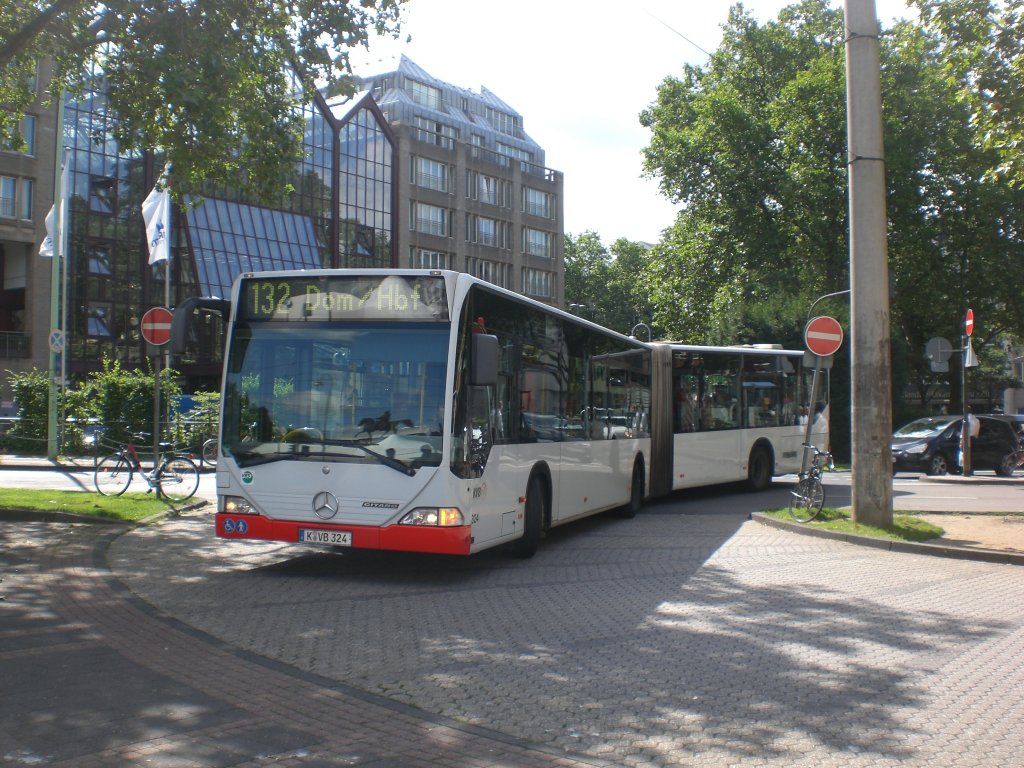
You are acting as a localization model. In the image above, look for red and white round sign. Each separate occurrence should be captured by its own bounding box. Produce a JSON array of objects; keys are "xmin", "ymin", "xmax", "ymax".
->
[
  {"xmin": 804, "ymin": 315, "xmax": 844, "ymax": 357},
  {"xmin": 965, "ymin": 308, "xmax": 974, "ymax": 337},
  {"xmin": 141, "ymin": 306, "xmax": 173, "ymax": 346}
]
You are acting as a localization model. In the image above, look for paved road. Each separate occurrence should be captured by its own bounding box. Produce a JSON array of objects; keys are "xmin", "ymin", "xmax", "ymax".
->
[{"xmin": 2, "ymin": 473, "xmax": 1023, "ymax": 767}]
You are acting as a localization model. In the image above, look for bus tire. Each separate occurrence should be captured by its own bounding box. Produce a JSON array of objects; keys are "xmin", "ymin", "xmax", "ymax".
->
[
  {"xmin": 510, "ymin": 475, "xmax": 545, "ymax": 558},
  {"xmin": 746, "ymin": 444, "xmax": 773, "ymax": 492},
  {"xmin": 614, "ymin": 458, "xmax": 645, "ymax": 518}
]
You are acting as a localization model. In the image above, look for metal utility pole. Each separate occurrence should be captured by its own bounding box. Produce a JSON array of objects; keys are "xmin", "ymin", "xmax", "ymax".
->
[{"xmin": 845, "ymin": 0, "xmax": 893, "ymax": 527}]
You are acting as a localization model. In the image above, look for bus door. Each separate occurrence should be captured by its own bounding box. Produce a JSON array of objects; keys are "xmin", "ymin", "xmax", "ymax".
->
[{"xmin": 673, "ymin": 351, "xmax": 742, "ymax": 487}]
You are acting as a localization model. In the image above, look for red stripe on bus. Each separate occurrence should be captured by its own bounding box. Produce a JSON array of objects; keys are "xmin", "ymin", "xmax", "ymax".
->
[{"xmin": 216, "ymin": 513, "xmax": 472, "ymax": 556}]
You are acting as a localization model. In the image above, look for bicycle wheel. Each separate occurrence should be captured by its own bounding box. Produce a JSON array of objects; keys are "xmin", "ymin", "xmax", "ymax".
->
[
  {"xmin": 201, "ymin": 438, "xmax": 218, "ymax": 468},
  {"xmin": 95, "ymin": 454, "xmax": 133, "ymax": 496},
  {"xmin": 157, "ymin": 456, "xmax": 200, "ymax": 503},
  {"xmin": 789, "ymin": 476, "xmax": 825, "ymax": 523}
]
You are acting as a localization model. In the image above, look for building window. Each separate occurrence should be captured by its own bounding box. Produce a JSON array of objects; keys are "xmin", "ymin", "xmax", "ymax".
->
[
  {"xmin": 523, "ymin": 227, "xmax": 552, "ymax": 258},
  {"xmin": 21, "ymin": 116, "xmax": 35, "ymax": 156},
  {"xmin": 86, "ymin": 303, "xmax": 114, "ymax": 337},
  {"xmin": 410, "ymin": 248, "xmax": 450, "ymax": 269},
  {"xmin": 0, "ymin": 176, "xmax": 33, "ymax": 220},
  {"xmin": 2, "ymin": 115, "xmax": 35, "ymax": 155},
  {"xmin": 408, "ymin": 79, "xmax": 442, "ymax": 110},
  {"xmin": 89, "ymin": 176, "xmax": 117, "ymax": 216},
  {"xmin": 466, "ymin": 214, "xmax": 509, "ymax": 248},
  {"xmin": 522, "ymin": 268, "xmax": 552, "ymax": 298},
  {"xmin": 479, "ymin": 216, "xmax": 497, "ymax": 246},
  {"xmin": 0, "ymin": 176, "xmax": 16, "ymax": 218},
  {"xmin": 371, "ymin": 77, "xmax": 391, "ymax": 102},
  {"xmin": 468, "ymin": 257, "xmax": 512, "ymax": 289},
  {"xmin": 485, "ymin": 107, "xmax": 517, "ymax": 136},
  {"xmin": 523, "ymin": 187, "xmax": 551, "ymax": 218},
  {"xmin": 18, "ymin": 178, "xmax": 32, "ymax": 220},
  {"xmin": 413, "ymin": 156, "xmax": 448, "ymax": 192},
  {"xmin": 412, "ymin": 202, "xmax": 449, "ymax": 236},
  {"xmin": 465, "ymin": 171, "xmax": 510, "ymax": 207},
  {"xmin": 86, "ymin": 243, "xmax": 114, "ymax": 276},
  {"xmin": 496, "ymin": 141, "xmax": 532, "ymax": 163},
  {"xmin": 414, "ymin": 116, "xmax": 458, "ymax": 149}
]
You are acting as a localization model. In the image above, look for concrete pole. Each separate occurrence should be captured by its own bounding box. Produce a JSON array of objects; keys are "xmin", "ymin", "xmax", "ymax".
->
[{"xmin": 845, "ymin": 0, "xmax": 893, "ymax": 527}]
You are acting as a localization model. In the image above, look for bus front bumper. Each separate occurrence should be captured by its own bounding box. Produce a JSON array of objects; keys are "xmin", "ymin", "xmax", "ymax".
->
[{"xmin": 215, "ymin": 513, "xmax": 473, "ymax": 556}]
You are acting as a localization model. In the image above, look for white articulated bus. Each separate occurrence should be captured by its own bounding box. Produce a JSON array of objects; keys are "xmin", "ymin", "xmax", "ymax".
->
[
  {"xmin": 645, "ymin": 343, "xmax": 829, "ymax": 498},
  {"xmin": 200, "ymin": 269, "xmax": 652, "ymax": 557},
  {"xmin": 177, "ymin": 269, "xmax": 828, "ymax": 557}
]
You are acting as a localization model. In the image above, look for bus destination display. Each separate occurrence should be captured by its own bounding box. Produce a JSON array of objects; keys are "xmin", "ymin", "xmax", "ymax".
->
[{"xmin": 240, "ymin": 275, "xmax": 449, "ymax": 322}]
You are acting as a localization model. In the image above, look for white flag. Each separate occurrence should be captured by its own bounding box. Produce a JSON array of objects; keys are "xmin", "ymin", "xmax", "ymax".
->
[
  {"xmin": 39, "ymin": 151, "xmax": 69, "ymax": 258},
  {"xmin": 142, "ymin": 184, "xmax": 172, "ymax": 264}
]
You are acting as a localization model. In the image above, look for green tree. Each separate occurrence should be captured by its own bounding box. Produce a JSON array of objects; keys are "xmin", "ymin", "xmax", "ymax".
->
[
  {"xmin": 564, "ymin": 231, "xmax": 611, "ymax": 323},
  {"xmin": 563, "ymin": 232, "xmax": 659, "ymax": 337},
  {"xmin": 910, "ymin": 0, "xmax": 1024, "ymax": 187},
  {"xmin": 0, "ymin": 0, "xmax": 406, "ymax": 201},
  {"xmin": 640, "ymin": 0, "xmax": 1024, "ymax": 425}
]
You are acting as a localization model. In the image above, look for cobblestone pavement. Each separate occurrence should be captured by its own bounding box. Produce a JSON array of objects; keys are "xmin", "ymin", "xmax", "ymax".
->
[
  {"xmin": 98, "ymin": 494, "xmax": 1024, "ymax": 768},
  {"xmin": 4, "ymin": 482, "xmax": 1024, "ymax": 767}
]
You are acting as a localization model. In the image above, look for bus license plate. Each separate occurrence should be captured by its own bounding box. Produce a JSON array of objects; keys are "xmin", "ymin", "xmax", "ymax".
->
[{"xmin": 300, "ymin": 529, "xmax": 352, "ymax": 546}]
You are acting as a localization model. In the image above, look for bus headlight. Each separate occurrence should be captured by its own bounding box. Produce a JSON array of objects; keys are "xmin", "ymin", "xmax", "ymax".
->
[
  {"xmin": 398, "ymin": 507, "xmax": 464, "ymax": 527},
  {"xmin": 222, "ymin": 496, "xmax": 255, "ymax": 515}
]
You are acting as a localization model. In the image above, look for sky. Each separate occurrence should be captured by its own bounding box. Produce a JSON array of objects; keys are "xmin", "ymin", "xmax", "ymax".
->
[{"xmin": 351, "ymin": 0, "xmax": 915, "ymax": 245}]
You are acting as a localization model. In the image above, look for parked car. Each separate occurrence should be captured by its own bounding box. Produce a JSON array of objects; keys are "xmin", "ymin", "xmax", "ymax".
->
[{"xmin": 891, "ymin": 414, "xmax": 1020, "ymax": 476}]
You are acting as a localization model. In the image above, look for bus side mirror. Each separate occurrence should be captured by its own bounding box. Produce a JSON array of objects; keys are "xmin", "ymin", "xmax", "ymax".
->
[
  {"xmin": 471, "ymin": 333, "xmax": 498, "ymax": 386},
  {"xmin": 170, "ymin": 297, "xmax": 232, "ymax": 354}
]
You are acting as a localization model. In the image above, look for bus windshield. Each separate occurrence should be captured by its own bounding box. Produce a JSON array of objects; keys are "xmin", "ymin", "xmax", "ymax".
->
[{"xmin": 222, "ymin": 322, "xmax": 449, "ymax": 472}]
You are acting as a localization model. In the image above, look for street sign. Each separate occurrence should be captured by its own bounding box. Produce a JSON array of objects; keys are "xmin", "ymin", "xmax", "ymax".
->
[
  {"xmin": 48, "ymin": 329, "xmax": 65, "ymax": 354},
  {"xmin": 804, "ymin": 315, "xmax": 844, "ymax": 357},
  {"xmin": 965, "ymin": 308, "xmax": 974, "ymax": 337},
  {"xmin": 140, "ymin": 306, "xmax": 173, "ymax": 346},
  {"xmin": 925, "ymin": 336, "xmax": 953, "ymax": 373}
]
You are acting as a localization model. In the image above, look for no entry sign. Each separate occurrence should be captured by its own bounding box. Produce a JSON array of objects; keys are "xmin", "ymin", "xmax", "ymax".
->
[
  {"xmin": 965, "ymin": 308, "xmax": 974, "ymax": 337},
  {"xmin": 804, "ymin": 315, "xmax": 844, "ymax": 357},
  {"xmin": 141, "ymin": 306, "xmax": 173, "ymax": 346}
]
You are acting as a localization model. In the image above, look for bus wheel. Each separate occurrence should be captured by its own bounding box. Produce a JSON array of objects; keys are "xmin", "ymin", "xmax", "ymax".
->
[
  {"xmin": 614, "ymin": 459, "xmax": 644, "ymax": 518},
  {"xmin": 746, "ymin": 445, "xmax": 773, "ymax": 492},
  {"xmin": 510, "ymin": 475, "xmax": 545, "ymax": 558}
]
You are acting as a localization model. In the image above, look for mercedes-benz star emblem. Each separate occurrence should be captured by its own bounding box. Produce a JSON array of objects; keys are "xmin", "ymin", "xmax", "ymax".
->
[{"xmin": 312, "ymin": 491, "xmax": 340, "ymax": 519}]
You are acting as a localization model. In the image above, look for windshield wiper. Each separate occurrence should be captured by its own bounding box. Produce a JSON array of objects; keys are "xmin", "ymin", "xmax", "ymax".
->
[
  {"xmin": 232, "ymin": 441, "xmax": 417, "ymax": 476},
  {"xmin": 331, "ymin": 441, "xmax": 416, "ymax": 476}
]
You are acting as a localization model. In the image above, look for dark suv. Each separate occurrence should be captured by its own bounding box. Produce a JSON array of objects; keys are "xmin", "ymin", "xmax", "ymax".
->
[{"xmin": 891, "ymin": 415, "xmax": 1020, "ymax": 476}]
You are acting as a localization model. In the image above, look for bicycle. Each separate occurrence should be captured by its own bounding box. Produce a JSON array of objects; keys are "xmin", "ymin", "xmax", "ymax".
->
[
  {"xmin": 94, "ymin": 436, "xmax": 200, "ymax": 503},
  {"xmin": 789, "ymin": 444, "xmax": 834, "ymax": 523},
  {"xmin": 201, "ymin": 437, "xmax": 218, "ymax": 468}
]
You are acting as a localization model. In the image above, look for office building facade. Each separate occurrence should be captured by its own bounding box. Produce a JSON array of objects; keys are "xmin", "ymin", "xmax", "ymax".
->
[{"xmin": 359, "ymin": 56, "xmax": 565, "ymax": 305}]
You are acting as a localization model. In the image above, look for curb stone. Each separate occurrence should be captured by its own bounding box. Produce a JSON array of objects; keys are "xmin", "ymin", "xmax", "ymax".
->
[{"xmin": 751, "ymin": 511, "xmax": 1024, "ymax": 566}]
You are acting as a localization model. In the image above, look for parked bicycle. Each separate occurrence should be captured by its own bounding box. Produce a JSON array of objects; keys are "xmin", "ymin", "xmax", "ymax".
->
[
  {"xmin": 201, "ymin": 437, "xmax": 218, "ymax": 468},
  {"xmin": 94, "ymin": 435, "xmax": 200, "ymax": 503},
  {"xmin": 789, "ymin": 443, "xmax": 834, "ymax": 523}
]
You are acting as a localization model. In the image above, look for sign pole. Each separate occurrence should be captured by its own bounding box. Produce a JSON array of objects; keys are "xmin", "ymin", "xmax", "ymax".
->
[
  {"xmin": 962, "ymin": 308, "xmax": 974, "ymax": 476},
  {"xmin": 140, "ymin": 306, "xmax": 173, "ymax": 466},
  {"xmin": 153, "ymin": 347, "xmax": 161, "ymax": 466}
]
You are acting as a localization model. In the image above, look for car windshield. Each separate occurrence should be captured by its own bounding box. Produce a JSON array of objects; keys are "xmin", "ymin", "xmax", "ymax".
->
[
  {"xmin": 222, "ymin": 322, "xmax": 449, "ymax": 471},
  {"xmin": 893, "ymin": 417, "xmax": 957, "ymax": 438}
]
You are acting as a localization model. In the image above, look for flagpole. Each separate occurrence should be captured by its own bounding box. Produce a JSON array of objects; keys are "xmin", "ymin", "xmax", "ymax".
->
[{"xmin": 46, "ymin": 97, "xmax": 65, "ymax": 459}]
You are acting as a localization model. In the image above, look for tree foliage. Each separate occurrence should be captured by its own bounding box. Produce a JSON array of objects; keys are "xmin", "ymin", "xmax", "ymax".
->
[
  {"xmin": 563, "ymin": 232, "xmax": 658, "ymax": 338},
  {"xmin": 0, "ymin": 0, "xmax": 406, "ymax": 200},
  {"xmin": 639, "ymin": 0, "xmax": 1024, "ymax": 413},
  {"xmin": 910, "ymin": 0, "xmax": 1024, "ymax": 187}
]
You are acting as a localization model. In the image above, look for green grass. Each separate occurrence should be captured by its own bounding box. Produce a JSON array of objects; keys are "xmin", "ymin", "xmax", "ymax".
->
[
  {"xmin": 762, "ymin": 507, "xmax": 945, "ymax": 542},
  {"xmin": 0, "ymin": 488, "xmax": 190, "ymax": 522}
]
